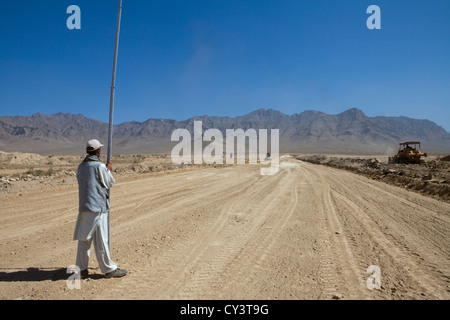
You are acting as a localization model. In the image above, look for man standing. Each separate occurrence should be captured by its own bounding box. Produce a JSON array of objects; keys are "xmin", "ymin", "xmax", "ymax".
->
[{"xmin": 73, "ymin": 139, "xmax": 127, "ymax": 278}]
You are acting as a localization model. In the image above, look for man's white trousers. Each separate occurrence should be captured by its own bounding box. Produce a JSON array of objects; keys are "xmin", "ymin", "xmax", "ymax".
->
[{"xmin": 75, "ymin": 211, "xmax": 117, "ymax": 274}]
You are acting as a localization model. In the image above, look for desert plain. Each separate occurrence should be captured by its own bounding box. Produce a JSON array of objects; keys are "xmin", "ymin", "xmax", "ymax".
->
[{"xmin": 0, "ymin": 151, "xmax": 449, "ymax": 300}]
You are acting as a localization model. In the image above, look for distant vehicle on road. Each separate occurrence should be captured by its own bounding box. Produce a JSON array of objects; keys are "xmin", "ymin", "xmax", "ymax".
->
[{"xmin": 389, "ymin": 141, "xmax": 427, "ymax": 164}]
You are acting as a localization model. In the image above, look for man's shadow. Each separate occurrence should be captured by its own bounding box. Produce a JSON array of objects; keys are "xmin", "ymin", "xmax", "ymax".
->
[{"xmin": 0, "ymin": 267, "xmax": 104, "ymax": 282}]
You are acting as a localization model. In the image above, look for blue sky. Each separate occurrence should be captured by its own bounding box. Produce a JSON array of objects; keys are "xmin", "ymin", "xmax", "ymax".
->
[{"xmin": 1, "ymin": 0, "xmax": 449, "ymax": 131}]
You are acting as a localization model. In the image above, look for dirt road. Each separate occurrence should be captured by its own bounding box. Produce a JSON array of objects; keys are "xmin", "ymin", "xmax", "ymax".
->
[{"xmin": 0, "ymin": 157, "xmax": 449, "ymax": 300}]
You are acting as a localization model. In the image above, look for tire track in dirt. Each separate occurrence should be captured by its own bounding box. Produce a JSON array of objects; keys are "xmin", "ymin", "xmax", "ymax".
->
[
  {"xmin": 213, "ymin": 165, "xmax": 301, "ymax": 299},
  {"xmin": 312, "ymin": 163, "xmax": 450, "ymax": 299},
  {"xmin": 0, "ymin": 187, "xmax": 78, "ymax": 241},
  {"xmin": 160, "ymin": 173, "xmax": 273, "ymax": 299},
  {"xmin": 174, "ymin": 173, "xmax": 287, "ymax": 299},
  {"xmin": 301, "ymin": 163, "xmax": 369, "ymax": 300},
  {"xmin": 96, "ymin": 166, "xmax": 272, "ymax": 299},
  {"xmin": 331, "ymin": 189, "xmax": 447, "ymax": 299}
]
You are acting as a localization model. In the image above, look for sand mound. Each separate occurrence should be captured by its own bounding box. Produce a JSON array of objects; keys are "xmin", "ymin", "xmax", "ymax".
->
[{"xmin": 0, "ymin": 151, "xmax": 70, "ymax": 166}]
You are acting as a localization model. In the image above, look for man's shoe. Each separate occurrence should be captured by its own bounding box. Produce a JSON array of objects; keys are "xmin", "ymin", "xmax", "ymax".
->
[
  {"xmin": 105, "ymin": 268, "xmax": 128, "ymax": 278},
  {"xmin": 80, "ymin": 269, "xmax": 89, "ymax": 279}
]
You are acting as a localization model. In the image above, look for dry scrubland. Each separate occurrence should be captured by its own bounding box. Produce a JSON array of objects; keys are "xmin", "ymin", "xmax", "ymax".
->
[
  {"xmin": 0, "ymin": 151, "xmax": 449, "ymax": 300},
  {"xmin": 0, "ymin": 152, "xmax": 220, "ymax": 194}
]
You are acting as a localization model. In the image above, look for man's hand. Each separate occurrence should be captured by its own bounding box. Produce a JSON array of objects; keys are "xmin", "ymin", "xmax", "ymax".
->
[{"xmin": 106, "ymin": 160, "xmax": 113, "ymax": 171}]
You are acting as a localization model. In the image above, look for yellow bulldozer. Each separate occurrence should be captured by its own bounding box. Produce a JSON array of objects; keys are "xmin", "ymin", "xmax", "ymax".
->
[{"xmin": 389, "ymin": 141, "xmax": 427, "ymax": 164}]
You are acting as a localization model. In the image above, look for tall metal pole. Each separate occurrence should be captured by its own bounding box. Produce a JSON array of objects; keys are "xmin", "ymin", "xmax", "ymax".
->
[
  {"xmin": 107, "ymin": 0, "xmax": 122, "ymax": 164},
  {"xmin": 107, "ymin": 0, "xmax": 122, "ymax": 252}
]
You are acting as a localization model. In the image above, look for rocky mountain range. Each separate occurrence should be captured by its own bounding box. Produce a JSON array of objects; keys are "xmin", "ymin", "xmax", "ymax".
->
[{"xmin": 0, "ymin": 108, "xmax": 449, "ymax": 155}]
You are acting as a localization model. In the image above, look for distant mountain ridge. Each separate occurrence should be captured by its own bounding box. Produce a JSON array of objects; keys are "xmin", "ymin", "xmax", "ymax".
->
[{"xmin": 0, "ymin": 108, "xmax": 449, "ymax": 155}]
